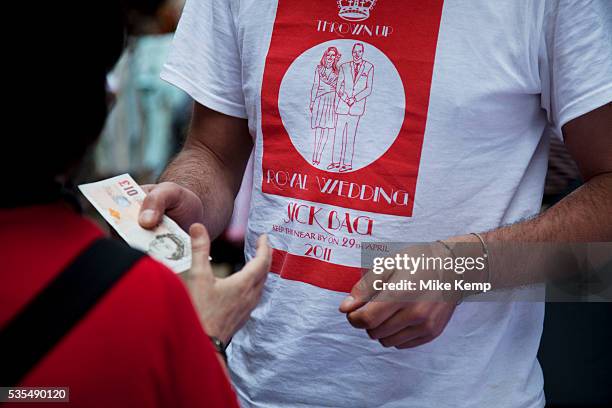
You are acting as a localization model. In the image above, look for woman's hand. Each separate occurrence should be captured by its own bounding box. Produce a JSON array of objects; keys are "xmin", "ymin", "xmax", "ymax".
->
[{"xmin": 187, "ymin": 223, "xmax": 272, "ymax": 343}]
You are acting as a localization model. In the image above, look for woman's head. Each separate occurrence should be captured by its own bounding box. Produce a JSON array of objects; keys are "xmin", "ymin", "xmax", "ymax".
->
[
  {"xmin": 18, "ymin": 1, "xmax": 125, "ymax": 188},
  {"xmin": 319, "ymin": 46, "xmax": 341, "ymax": 74}
]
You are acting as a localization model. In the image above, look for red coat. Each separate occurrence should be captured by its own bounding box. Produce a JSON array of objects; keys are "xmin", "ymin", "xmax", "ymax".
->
[{"xmin": 0, "ymin": 203, "xmax": 238, "ymax": 408}]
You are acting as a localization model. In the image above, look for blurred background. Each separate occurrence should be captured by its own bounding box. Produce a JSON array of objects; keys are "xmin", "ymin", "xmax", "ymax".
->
[{"xmin": 75, "ymin": 1, "xmax": 611, "ymax": 406}]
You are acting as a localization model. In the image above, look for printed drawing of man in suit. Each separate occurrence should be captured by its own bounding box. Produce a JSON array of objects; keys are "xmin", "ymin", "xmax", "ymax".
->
[{"xmin": 327, "ymin": 42, "xmax": 374, "ymax": 173}]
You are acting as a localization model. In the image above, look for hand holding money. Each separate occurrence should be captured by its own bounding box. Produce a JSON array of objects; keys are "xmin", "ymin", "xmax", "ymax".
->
[
  {"xmin": 138, "ymin": 182, "xmax": 205, "ymax": 232},
  {"xmin": 79, "ymin": 174, "xmax": 196, "ymax": 273},
  {"xmin": 80, "ymin": 174, "xmax": 273, "ymax": 345}
]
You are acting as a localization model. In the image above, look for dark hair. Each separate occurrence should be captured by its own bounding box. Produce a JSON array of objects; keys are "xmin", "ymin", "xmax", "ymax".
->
[
  {"xmin": 22, "ymin": 1, "xmax": 125, "ymax": 186},
  {"xmin": 124, "ymin": 0, "xmax": 167, "ymax": 16},
  {"xmin": 123, "ymin": 0, "xmax": 169, "ymax": 34}
]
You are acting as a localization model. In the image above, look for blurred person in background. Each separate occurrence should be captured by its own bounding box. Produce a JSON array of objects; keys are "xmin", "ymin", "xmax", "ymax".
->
[
  {"xmin": 95, "ymin": 0, "xmax": 189, "ymax": 182},
  {"xmin": 0, "ymin": 1, "xmax": 271, "ymax": 406}
]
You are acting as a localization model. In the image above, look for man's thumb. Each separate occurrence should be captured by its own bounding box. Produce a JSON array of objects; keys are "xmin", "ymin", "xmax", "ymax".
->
[{"xmin": 339, "ymin": 277, "xmax": 372, "ymax": 313}]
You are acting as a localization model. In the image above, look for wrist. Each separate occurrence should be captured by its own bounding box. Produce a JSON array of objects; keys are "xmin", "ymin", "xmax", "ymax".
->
[
  {"xmin": 209, "ymin": 335, "xmax": 228, "ymax": 363},
  {"xmin": 201, "ymin": 319, "xmax": 232, "ymax": 345},
  {"xmin": 438, "ymin": 234, "xmax": 490, "ymax": 300}
]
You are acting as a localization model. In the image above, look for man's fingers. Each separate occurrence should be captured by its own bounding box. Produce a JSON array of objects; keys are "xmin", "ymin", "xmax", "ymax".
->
[
  {"xmin": 378, "ymin": 325, "xmax": 428, "ymax": 348},
  {"xmin": 366, "ymin": 307, "xmax": 426, "ymax": 340},
  {"xmin": 339, "ymin": 270, "xmax": 384, "ymax": 313},
  {"xmin": 138, "ymin": 182, "xmax": 182, "ymax": 229},
  {"xmin": 346, "ymin": 301, "xmax": 399, "ymax": 330},
  {"xmin": 189, "ymin": 223, "xmax": 212, "ymax": 274},
  {"xmin": 395, "ymin": 335, "xmax": 435, "ymax": 349},
  {"xmin": 378, "ymin": 303, "xmax": 453, "ymax": 348}
]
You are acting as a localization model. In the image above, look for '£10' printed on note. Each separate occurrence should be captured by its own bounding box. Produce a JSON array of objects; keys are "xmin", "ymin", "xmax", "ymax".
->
[{"xmin": 79, "ymin": 174, "xmax": 192, "ymax": 273}]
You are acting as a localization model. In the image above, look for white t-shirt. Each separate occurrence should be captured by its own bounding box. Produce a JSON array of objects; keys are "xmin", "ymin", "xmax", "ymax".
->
[{"xmin": 162, "ymin": 0, "xmax": 612, "ymax": 407}]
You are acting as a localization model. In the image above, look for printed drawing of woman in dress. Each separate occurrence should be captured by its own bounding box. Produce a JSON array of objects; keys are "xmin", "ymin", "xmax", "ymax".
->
[{"xmin": 309, "ymin": 46, "xmax": 341, "ymax": 166}]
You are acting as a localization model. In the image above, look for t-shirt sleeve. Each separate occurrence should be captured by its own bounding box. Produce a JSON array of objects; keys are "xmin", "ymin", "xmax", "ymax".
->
[
  {"xmin": 161, "ymin": 0, "xmax": 247, "ymax": 119},
  {"xmin": 155, "ymin": 263, "xmax": 239, "ymax": 408},
  {"xmin": 540, "ymin": 0, "xmax": 612, "ymax": 139}
]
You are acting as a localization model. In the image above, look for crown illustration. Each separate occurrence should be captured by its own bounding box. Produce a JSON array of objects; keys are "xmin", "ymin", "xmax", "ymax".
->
[{"xmin": 337, "ymin": 0, "xmax": 377, "ymax": 22}]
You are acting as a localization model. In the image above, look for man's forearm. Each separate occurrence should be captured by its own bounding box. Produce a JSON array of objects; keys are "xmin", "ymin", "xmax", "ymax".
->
[
  {"xmin": 453, "ymin": 173, "xmax": 612, "ymax": 289},
  {"xmin": 160, "ymin": 144, "xmax": 238, "ymax": 239},
  {"xmin": 486, "ymin": 173, "xmax": 612, "ymax": 242}
]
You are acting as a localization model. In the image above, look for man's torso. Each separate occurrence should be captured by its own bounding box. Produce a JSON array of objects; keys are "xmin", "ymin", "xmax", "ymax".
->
[{"xmin": 222, "ymin": 1, "xmax": 548, "ymax": 406}]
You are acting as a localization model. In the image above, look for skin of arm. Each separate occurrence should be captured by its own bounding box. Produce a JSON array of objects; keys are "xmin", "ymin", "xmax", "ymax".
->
[
  {"xmin": 462, "ymin": 102, "xmax": 612, "ymax": 288},
  {"xmin": 139, "ymin": 108, "xmax": 272, "ymax": 363},
  {"xmin": 341, "ymin": 102, "xmax": 612, "ymax": 349},
  {"xmin": 159, "ymin": 102, "xmax": 253, "ymax": 239}
]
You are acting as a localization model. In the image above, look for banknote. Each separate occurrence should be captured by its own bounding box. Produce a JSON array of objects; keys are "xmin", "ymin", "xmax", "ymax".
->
[{"xmin": 79, "ymin": 174, "xmax": 192, "ymax": 273}]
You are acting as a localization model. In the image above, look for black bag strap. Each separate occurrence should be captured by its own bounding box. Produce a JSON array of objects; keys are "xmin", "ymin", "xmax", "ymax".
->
[{"xmin": 0, "ymin": 238, "xmax": 145, "ymax": 386}]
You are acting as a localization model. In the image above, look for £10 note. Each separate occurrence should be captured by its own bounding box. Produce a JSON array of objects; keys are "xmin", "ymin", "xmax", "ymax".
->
[{"xmin": 79, "ymin": 174, "xmax": 192, "ymax": 273}]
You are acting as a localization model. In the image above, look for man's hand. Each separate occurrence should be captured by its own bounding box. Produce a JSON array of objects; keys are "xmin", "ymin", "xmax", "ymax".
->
[
  {"xmin": 340, "ymin": 294, "xmax": 457, "ymax": 349},
  {"xmin": 138, "ymin": 103, "xmax": 252, "ymax": 239},
  {"xmin": 138, "ymin": 183, "xmax": 204, "ymax": 231},
  {"xmin": 339, "ymin": 238, "xmax": 481, "ymax": 349},
  {"xmin": 187, "ymin": 223, "xmax": 272, "ymax": 344}
]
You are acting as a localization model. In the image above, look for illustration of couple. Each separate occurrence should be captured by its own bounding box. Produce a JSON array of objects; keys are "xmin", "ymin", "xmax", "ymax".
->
[{"xmin": 309, "ymin": 42, "xmax": 374, "ymax": 172}]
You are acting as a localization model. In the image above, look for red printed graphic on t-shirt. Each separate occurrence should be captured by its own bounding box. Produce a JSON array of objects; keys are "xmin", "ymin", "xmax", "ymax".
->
[
  {"xmin": 262, "ymin": 0, "xmax": 443, "ymax": 217},
  {"xmin": 260, "ymin": 0, "xmax": 444, "ymax": 291}
]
